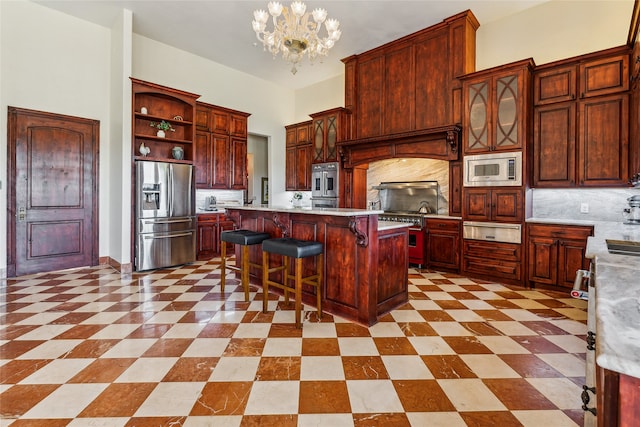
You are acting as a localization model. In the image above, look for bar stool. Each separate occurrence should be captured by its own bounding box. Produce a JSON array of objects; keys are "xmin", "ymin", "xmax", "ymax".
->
[
  {"xmin": 220, "ymin": 230, "xmax": 271, "ymax": 302},
  {"xmin": 261, "ymin": 238, "xmax": 323, "ymax": 328}
]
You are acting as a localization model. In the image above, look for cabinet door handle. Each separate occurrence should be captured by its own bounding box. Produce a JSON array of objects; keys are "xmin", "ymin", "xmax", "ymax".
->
[
  {"xmin": 581, "ymin": 385, "xmax": 596, "ymax": 404},
  {"xmin": 586, "ymin": 331, "xmax": 596, "ymax": 351}
]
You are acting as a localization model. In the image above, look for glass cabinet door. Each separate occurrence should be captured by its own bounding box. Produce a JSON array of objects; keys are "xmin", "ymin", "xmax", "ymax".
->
[
  {"xmin": 495, "ymin": 74, "xmax": 520, "ymax": 149},
  {"xmin": 313, "ymin": 119, "xmax": 324, "ymax": 162},
  {"xmin": 467, "ymin": 80, "xmax": 490, "ymax": 152},
  {"xmin": 326, "ymin": 115, "xmax": 338, "ymax": 161}
]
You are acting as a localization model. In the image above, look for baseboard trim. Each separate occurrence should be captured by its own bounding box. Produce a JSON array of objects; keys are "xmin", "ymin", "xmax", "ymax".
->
[{"xmin": 99, "ymin": 257, "xmax": 133, "ymax": 274}]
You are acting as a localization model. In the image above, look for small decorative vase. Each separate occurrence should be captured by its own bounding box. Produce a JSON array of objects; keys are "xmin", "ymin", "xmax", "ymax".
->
[
  {"xmin": 172, "ymin": 146, "xmax": 184, "ymax": 160},
  {"xmin": 157, "ymin": 129, "xmax": 165, "ymax": 138},
  {"xmin": 140, "ymin": 107, "xmax": 148, "ymax": 115},
  {"xmin": 292, "ymin": 199, "xmax": 302, "ymax": 208}
]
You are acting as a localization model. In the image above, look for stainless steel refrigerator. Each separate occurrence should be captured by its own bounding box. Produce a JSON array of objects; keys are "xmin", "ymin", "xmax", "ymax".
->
[{"xmin": 135, "ymin": 160, "xmax": 196, "ymax": 271}]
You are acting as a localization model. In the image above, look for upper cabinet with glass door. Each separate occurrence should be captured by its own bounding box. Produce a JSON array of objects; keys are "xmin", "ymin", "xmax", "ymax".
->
[
  {"xmin": 310, "ymin": 107, "xmax": 351, "ymax": 163},
  {"xmin": 462, "ymin": 59, "xmax": 534, "ymax": 154}
]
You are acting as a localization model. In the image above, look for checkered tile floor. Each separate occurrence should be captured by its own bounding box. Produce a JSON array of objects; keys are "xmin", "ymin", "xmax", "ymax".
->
[{"xmin": 0, "ymin": 258, "xmax": 589, "ymax": 426}]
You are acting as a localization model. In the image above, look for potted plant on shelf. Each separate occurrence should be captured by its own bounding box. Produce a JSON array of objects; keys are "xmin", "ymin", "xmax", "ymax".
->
[{"xmin": 150, "ymin": 120, "xmax": 175, "ymax": 138}]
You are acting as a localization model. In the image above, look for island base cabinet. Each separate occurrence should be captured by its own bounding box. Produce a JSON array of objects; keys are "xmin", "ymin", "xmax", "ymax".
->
[{"xmin": 376, "ymin": 227, "xmax": 409, "ymax": 315}]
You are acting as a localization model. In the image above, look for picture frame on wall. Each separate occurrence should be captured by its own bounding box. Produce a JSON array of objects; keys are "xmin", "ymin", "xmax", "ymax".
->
[{"xmin": 261, "ymin": 177, "xmax": 268, "ymax": 204}]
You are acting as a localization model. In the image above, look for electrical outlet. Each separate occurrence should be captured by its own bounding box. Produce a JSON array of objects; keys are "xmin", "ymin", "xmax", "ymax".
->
[{"xmin": 580, "ymin": 203, "xmax": 589, "ymax": 214}]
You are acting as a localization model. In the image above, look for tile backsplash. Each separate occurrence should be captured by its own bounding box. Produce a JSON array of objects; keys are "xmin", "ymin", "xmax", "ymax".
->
[
  {"xmin": 366, "ymin": 158, "xmax": 450, "ymax": 214},
  {"xmin": 195, "ymin": 189, "xmax": 244, "ymax": 211},
  {"xmin": 532, "ymin": 188, "xmax": 640, "ymax": 222}
]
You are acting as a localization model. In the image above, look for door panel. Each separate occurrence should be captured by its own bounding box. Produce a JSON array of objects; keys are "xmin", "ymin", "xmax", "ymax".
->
[{"xmin": 8, "ymin": 107, "xmax": 99, "ymax": 276}]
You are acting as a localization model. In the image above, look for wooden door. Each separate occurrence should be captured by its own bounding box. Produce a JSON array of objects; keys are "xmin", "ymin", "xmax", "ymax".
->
[
  {"xmin": 533, "ymin": 102, "xmax": 576, "ymax": 187},
  {"xmin": 8, "ymin": 107, "xmax": 99, "ymax": 277},
  {"xmin": 194, "ymin": 131, "xmax": 212, "ymax": 188},
  {"xmin": 492, "ymin": 189, "xmax": 523, "ymax": 222},
  {"xmin": 578, "ymin": 94, "xmax": 629, "ymax": 186},
  {"xmin": 464, "ymin": 78, "xmax": 492, "ymax": 153},
  {"xmin": 230, "ymin": 137, "xmax": 247, "ymax": 190},
  {"xmin": 557, "ymin": 239, "xmax": 588, "ymax": 289},
  {"xmin": 527, "ymin": 237, "xmax": 558, "ymax": 285},
  {"xmin": 463, "ymin": 189, "xmax": 491, "ymax": 221},
  {"xmin": 211, "ymin": 134, "xmax": 230, "ymax": 188}
]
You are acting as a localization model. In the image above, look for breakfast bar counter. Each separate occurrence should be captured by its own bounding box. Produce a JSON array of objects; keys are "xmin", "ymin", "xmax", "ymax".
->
[{"xmin": 224, "ymin": 206, "xmax": 409, "ymax": 326}]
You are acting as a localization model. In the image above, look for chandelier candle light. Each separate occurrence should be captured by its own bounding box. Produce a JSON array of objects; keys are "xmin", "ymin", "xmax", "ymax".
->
[{"xmin": 252, "ymin": 1, "xmax": 341, "ymax": 74}]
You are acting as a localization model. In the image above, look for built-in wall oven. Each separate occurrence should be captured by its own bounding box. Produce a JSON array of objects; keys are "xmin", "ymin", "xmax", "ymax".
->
[{"xmin": 311, "ymin": 162, "xmax": 339, "ymax": 208}]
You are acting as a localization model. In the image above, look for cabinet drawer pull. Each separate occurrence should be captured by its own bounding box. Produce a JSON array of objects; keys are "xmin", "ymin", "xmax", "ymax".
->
[
  {"xmin": 586, "ymin": 331, "xmax": 596, "ymax": 351},
  {"xmin": 581, "ymin": 385, "xmax": 597, "ymax": 415}
]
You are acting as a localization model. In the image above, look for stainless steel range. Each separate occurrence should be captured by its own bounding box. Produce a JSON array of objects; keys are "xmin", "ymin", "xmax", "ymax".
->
[{"xmin": 374, "ymin": 181, "xmax": 439, "ymax": 267}]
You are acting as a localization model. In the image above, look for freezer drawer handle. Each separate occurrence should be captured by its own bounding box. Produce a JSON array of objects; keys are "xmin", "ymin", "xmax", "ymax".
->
[
  {"xmin": 144, "ymin": 219, "xmax": 192, "ymax": 225},
  {"xmin": 144, "ymin": 232, "xmax": 193, "ymax": 239}
]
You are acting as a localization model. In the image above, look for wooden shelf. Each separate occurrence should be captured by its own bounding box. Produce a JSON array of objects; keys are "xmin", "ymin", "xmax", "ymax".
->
[
  {"xmin": 133, "ymin": 155, "xmax": 193, "ymax": 164},
  {"xmin": 134, "ymin": 133, "xmax": 193, "ymax": 145}
]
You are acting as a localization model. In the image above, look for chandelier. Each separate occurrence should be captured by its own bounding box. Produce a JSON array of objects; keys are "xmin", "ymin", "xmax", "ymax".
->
[{"xmin": 252, "ymin": 1, "xmax": 341, "ymax": 74}]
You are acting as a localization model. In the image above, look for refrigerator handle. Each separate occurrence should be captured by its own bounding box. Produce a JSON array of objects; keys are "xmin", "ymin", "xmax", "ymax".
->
[{"xmin": 168, "ymin": 165, "xmax": 174, "ymax": 217}]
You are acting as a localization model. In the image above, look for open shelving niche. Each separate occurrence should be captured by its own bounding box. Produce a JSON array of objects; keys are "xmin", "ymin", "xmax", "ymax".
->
[{"xmin": 131, "ymin": 78, "xmax": 200, "ymax": 164}]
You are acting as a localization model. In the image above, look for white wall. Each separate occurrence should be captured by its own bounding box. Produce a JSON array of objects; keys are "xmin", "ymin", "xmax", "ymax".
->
[
  {"xmin": 1, "ymin": 0, "xmax": 111, "ymax": 275},
  {"xmin": 476, "ymin": 0, "xmax": 633, "ymax": 70}
]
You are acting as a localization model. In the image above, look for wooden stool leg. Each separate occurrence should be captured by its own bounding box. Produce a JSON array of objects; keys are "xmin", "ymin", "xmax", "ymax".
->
[
  {"xmin": 242, "ymin": 245, "xmax": 250, "ymax": 302},
  {"xmin": 262, "ymin": 250, "xmax": 269, "ymax": 314},
  {"xmin": 316, "ymin": 253, "xmax": 323, "ymax": 318},
  {"xmin": 295, "ymin": 257, "xmax": 302, "ymax": 328},
  {"xmin": 283, "ymin": 256, "xmax": 290, "ymax": 304},
  {"xmin": 220, "ymin": 240, "xmax": 227, "ymax": 293}
]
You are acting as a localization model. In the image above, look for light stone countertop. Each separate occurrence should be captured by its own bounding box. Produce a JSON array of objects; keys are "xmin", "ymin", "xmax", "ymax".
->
[
  {"xmin": 583, "ymin": 221, "xmax": 640, "ymax": 379},
  {"xmin": 224, "ymin": 205, "xmax": 383, "ymax": 216}
]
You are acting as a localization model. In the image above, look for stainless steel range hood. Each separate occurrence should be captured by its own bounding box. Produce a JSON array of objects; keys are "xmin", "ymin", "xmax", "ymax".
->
[{"xmin": 373, "ymin": 181, "xmax": 438, "ymax": 214}]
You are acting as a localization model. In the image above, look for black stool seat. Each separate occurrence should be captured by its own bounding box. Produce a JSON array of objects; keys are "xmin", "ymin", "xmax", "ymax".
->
[
  {"xmin": 219, "ymin": 230, "xmax": 270, "ymax": 302},
  {"xmin": 262, "ymin": 238, "xmax": 323, "ymax": 259},
  {"xmin": 221, "ymin": 230, "xmax": 271, "ymax": 246}
]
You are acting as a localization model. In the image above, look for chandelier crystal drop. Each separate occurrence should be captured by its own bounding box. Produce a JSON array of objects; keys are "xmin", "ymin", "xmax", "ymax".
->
[{"xmin": 252, "ymin": 1, "xmax": 341, "ymax": 74}]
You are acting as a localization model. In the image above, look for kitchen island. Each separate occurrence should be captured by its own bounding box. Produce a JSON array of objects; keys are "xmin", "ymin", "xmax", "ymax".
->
[
  {"xmin": 224, "ymin": 206, "xmax": 409, "ymax": 326},
  {"xmin": 583, "ymin": 222, "xmax": 640, "ymax": 426}
]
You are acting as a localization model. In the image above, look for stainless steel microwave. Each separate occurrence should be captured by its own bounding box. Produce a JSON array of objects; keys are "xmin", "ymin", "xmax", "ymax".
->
[{"xmin": 463, "ymin": 151, "xmax": 522, "ymax": 187}]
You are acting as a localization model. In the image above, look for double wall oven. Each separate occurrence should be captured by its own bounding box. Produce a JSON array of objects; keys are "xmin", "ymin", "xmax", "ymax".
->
[
  {"xmin": 375, "ymin": 181, "xmax": 438, "ymax": 267},
  {"xmin": 311, "ymin": 162, "xmax": 339, "ymax": 208}
]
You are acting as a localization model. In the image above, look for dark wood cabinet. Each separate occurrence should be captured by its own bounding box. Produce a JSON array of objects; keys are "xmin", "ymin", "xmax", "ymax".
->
[
  {"xmin": 532, "ymin": 47, "xmax": 630, "ymax": 188},
  {"xmin": 533, "ymin": 102, "xmax": 576, "ymax": 187},
  {"xmin": 578, "ymin": 93, "xmax": 629, "ymax": 186},
  {"xmin": 195, "ymin": 102, "xmax": 250, "ymax": 190},
  {"xmin": 196, "ymin": 214, "xmax": 234, "ymax": 260},
  {"xmin": 461, "ymin": 59, "xmax": 533, "ymax": 154},
  {"xmin": 526, "ymin": 223, "xmax": 593, "ymax": 289},
  {"xmin": 463, "ymin": 188, "xmax": 523, "ymax": 222},
  {"xmin": 230, "ymin": 138, "xmax": 247, "ymax": 189},
  {"xmin": 463, "ymin": 239, "xmax": 522, "ymax": 282},
  {"xmin": 310, "ymin": 108, "xmax": 350, "ymax": 163},
  {"xmin": 448, "ymin": 161, "xmax": 462, "ymax": 216},
  {"xmin": 131, "ymin": 78, "xmax": 199, "ymax": 163},
  {"xmin": 425, "ymin": 218, "xmax": 460, "ymax": 271},
  {"xmin": 343, "ymin": 11, "xmax": 478, "ymax": 140},
  {"xmin": 195, "ymin": 131, "xmax": 231, "ymax": 189},
  {"xmin": 285, "ymin": 120, "xmax": 312, "ymax": 191}
]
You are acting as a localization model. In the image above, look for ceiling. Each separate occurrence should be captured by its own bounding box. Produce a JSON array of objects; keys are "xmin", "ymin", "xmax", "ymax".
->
[{"xmin": 33, "ymin": 0, "xmax": 550, "ymax": 89}]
